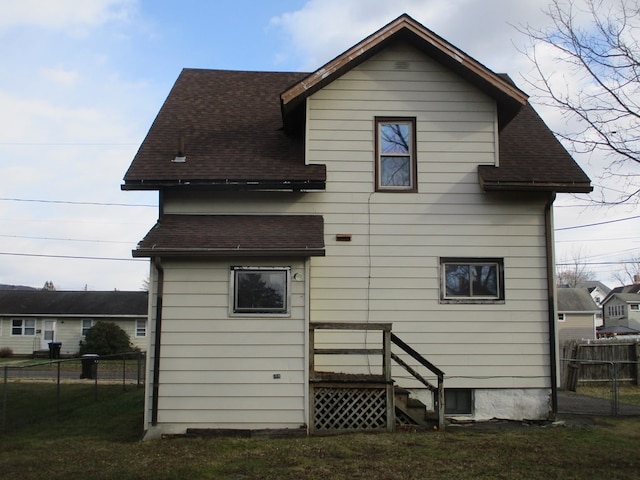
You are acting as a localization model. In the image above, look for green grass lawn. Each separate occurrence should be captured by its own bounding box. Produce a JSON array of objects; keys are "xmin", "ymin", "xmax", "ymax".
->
[
  {"xmin": 1, "ymin": 386, "xmax": 640, "ymax": 480},
  {"xmin": 578, "ymin": 384, "xmax": 640, "ymax": 405}
]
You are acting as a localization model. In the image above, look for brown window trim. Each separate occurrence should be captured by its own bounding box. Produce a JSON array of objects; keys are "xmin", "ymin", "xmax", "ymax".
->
[{"xmin": 375, "ymin": 116, "xmax": 418, "ymax": 193}]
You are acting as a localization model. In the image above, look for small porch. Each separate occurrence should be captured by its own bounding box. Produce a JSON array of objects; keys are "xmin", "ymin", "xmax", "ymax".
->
[{"xmin": 309, "ymin": 322, "xmax": 445, "ymax": 434}]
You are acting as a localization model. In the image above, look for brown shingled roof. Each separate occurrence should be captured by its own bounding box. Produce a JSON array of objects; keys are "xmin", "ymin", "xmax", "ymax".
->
[
  {"xmin": 122, "ymin": 69, "xmax": 326, "ymax": 190},
  {"xmin": 122, "ymin": 16, "xmax": 590, "ymax": 194},
  {"xmin": 133, "ymin": 215, "xmax": 325, "ymax": 258},
  {"xmin": 479, "ymin": 103, "xmax": 592, "ymax": 193}
]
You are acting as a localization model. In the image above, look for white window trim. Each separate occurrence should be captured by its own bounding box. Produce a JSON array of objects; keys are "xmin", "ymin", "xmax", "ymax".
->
[
  {"xmin": 558, "ymin": 313, "xmax": 566, "ymax": 322},
  {"xmin": 230, "ymin": 266, "xmax": 291, "ymax": 317},
  {"xmin": 135, "ymin": 319, "xmax": 147, "ymax": 337},
  {"xmin": 11, "ymin": 318, "xmax": 36, "ymax": 336},
  {"xmin": 81, "ymin": 319, "xmax": 95, "ymax": 337}
]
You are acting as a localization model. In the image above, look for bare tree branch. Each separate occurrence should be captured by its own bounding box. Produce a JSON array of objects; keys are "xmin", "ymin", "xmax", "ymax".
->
[{"xmin": 519, "ymin": 0, "xmax": 640, "ymax": 205}]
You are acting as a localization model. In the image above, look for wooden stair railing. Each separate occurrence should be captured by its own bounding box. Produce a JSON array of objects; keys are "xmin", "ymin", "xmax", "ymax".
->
[
  {"xmin": 309, "ymin": 323, "xmax": 446, "ymax": 432},
  {"xmin": 309, "ymin": 322, "xmax": 394, "ymax": 433},
  {"xmin": 391, "ymin": 333, "xmax": 446, "ymax": 430}
]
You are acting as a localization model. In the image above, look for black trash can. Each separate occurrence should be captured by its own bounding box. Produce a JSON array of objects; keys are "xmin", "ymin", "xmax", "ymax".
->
[
  {"xmin": 80, "ymin": 354, "xmax": 99, "ymax": 379},
  {"xmin": 48, "ymin": 342, "xmax": 62, "ymax": 359}
]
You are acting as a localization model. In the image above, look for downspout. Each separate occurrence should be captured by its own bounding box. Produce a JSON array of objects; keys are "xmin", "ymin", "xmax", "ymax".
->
[
  {"xmin": 151, "ymin": 257, "xmax": 164, "ymax": 426},
  {"xmin": 545, "ymin": 193, "xmax": 558, "ymax": 418}
]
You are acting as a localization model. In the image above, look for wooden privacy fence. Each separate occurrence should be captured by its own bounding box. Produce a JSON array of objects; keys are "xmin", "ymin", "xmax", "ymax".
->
[{"xmin": 561, "ymin": 339, "xmax": 640, "ymax": 387}]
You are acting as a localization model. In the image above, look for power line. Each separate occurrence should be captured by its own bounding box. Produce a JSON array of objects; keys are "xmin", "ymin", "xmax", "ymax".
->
[
  {"xmin": 556, "ymin": 260, "xmax": 638, "ymax": 266},
  {"xmin": 0, "ymin": 197, "xmax": 156, "ymax": 208},
  {"xmin": 0, "ymin": 142, "xmax": 137, "ymax": 146},
  {"xmin": 0, "ymin": 252, "xmax": 144, "ymax": 262},
  {"xmin": 555, "ymin": 214, "xmax": 640, "ymax": 231},
  {"xmin": 0, "ymin": 234, "xmax": 133, "ymax": 245}
]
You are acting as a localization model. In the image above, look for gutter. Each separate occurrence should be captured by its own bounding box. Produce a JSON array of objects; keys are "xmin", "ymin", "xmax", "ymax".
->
[
  {"xmin": 545, "ymin": 193, "xmax": 558, "ymax": 418},
  {"xmin": 151, "ymin": 257, "xmax": 164, "ymax": 426},
  {"xmin": 133, "ymin": 247, "xmax": 326, "ymax": 258}
]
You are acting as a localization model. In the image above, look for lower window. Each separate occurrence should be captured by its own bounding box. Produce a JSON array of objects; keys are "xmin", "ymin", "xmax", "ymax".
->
[
  {"xmin": 232, "ymin": 267, "xmax": 290, "ymax": 314},
  {"xmin": 11, "ymin": 319, "xmax": 36, "ymax": 336},
  {"xmin": 136, "ymin": 319, "xmax": 147, "ymax": 337},
  {"xmin": 81, "ymin": 319, "xmax": 95, "ymax": 336},
  {"xmin": 440, "ymin": 258, "xmax": 504, "ymax": 303},
  {"xmin": 445, "ymin": 389, "xmax": 473, "ymax": 415}
]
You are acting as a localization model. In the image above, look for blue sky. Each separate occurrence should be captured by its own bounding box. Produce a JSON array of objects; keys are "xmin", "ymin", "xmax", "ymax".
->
[{"xmin": 0, "ymin": 0, "xmax": 637, "ymax": 290}]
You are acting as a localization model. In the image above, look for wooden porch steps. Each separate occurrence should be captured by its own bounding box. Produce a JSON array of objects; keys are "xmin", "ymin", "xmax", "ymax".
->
[{"xmin": 394, "ymin": 387, "xmax": 438, "ymax": 428}]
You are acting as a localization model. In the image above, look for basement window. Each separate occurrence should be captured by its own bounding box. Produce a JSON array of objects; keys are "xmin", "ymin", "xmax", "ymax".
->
[
  {"xmin": 445, "ymin": 389, "xmax": 473, "ymax": 415},
  {"xmin": 231, "ymin": 267, "xmax": 290, "ymax": 315}
]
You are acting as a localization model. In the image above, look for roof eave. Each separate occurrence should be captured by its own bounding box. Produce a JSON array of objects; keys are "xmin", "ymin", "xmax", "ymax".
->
[
  {"xmin": 132, "ymin": 248, "xmax": 326, "ymax": 258},
  {"xmin": 121, "ymin": 179, "xmax": 326, "ymax": 192},
  {"xmin": 479, "ymin": 180, "xmax": 593, "ymax": 194}
]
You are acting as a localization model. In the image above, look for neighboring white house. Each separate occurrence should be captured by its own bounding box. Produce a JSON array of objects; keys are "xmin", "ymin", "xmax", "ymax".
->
[
  {"xmin": 0, "ymin": 290, "xmax": 148, "ymax": 356},
  {"xmin": 556, "ymin": 288, "xmax": 599, "ymax": 343},
  {"xmin": 122, "ymin": 15, "xmax": 592, "ymax": 438},
  {"xmin": 577, "ymin": 281, "xmax": 611, "ymax": 327}
]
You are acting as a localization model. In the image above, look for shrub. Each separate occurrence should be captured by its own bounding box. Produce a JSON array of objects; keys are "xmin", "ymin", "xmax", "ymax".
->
[
  {"xmin": 79, "ymin": 321, "xmax": 133, "ymax": 356},
  {"xmin": 0, "ymin": 347, "xmax": 13, "ymax": 358}
]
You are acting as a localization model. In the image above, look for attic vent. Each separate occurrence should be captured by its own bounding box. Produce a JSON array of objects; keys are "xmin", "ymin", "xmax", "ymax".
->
[{"xmin": 394, "ymin": 61, "xmax": 410, "ymax": 70}]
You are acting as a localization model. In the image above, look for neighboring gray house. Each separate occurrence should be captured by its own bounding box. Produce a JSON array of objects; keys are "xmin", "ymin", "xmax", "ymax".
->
[
  {"xmin": 556, "ymin": 288, "xmax": 599, "ymax": 343},
  {"xmin": 0, "ymin": 291, "xmax": 148, "ymax": 356},
  {"xmin": 602, "ymin": 291, "xmax": 640, "ymax": 333},
  {"xmin": 123, "ymin": 15, "xmax": 591, "ymax": 437}
]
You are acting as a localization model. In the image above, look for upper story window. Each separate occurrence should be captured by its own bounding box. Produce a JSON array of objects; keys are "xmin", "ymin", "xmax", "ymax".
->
[
  {"xmin": 231, "ymin": 267, "xmax": 290, "ymax": 315},
  {"xmin": 12, "ymin": 319, "xmax": 36, "ymax": 336},
  {"xmin": 375, "ymin": 117, "xmax": 417, "ymax": 192},
  {"xmin": 440, "ymin": 258, "xmax": 505, "ymax": 304},
  {"xmin": 631, "ymin": 304, "xmax": 639, "ymax": 311},
  {"xmin": 557, "ymin": 313, "xmax": 566, "ymax": 322}
]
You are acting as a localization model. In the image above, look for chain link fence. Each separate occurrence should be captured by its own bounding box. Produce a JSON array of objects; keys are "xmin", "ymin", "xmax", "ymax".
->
[
  {"xmin": 1, "ymin": 352, "xmax": 145, "ymax": 433},
  {"xmin": 558, "ymin": 358, "xmax": 640, "ymax": 417}
]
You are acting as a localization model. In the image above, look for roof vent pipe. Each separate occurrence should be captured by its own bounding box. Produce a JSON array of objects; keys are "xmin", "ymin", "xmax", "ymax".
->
[{"xmin": 173, "ymin": 135, "xmax": 186, "ymax": 163}]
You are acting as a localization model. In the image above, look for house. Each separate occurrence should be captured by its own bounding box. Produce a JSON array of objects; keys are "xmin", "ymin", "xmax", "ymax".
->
[
  {"xmin": 556, "ymin": 288, "xmax": 599, "ymax": 343},
  {"xmin": 577, "ymin": 280, "xmax": 610, "ymax": 326},
  {"xmin": 0, "ymin": 290, "xmax": 148, "ymax": 356},
  {"xmin": 122, "ymin": 15, "xmax": 591, "ymax": 438},
  {"xmin": 602, "ymin": 287, "xmax": 640, "ymax": 333}
]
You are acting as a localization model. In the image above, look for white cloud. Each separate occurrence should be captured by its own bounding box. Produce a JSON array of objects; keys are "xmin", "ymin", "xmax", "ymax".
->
[
  {"xmin": 270, "ymin": 0, "xmax": 461, "ymax": 70},
  {"xmin": 40, "ymin": 66, "xmax": 80, "ymax": 87},
  {"xmin": 0, "ymin": 0, "xmax": 136, "ymax": 32},
  {"xmin": 270, "ymin": 0, "xmax": 548, "ymax": 75}
]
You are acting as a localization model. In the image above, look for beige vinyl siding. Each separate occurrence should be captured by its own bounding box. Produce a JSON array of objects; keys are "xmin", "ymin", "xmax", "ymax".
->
[
  {"xmin": 0, "ymin": 318, "xmax": 38, "ymax": 355},
  {"xmin": 159, "ymin": 42, "xmax": 551, "ymax": 400},
  {"xmin": 145, "ymin": 258, "xmax": 307, "ymax": 430},
  {"xmin": 304, "ymin": 42, "xmax": 550, "ymax": 389}
]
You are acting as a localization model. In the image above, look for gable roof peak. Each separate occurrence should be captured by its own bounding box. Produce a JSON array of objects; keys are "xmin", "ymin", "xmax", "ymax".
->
[{"xmin": 281, "ymin": 13, "xmax": 528, "ymax": 124}]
